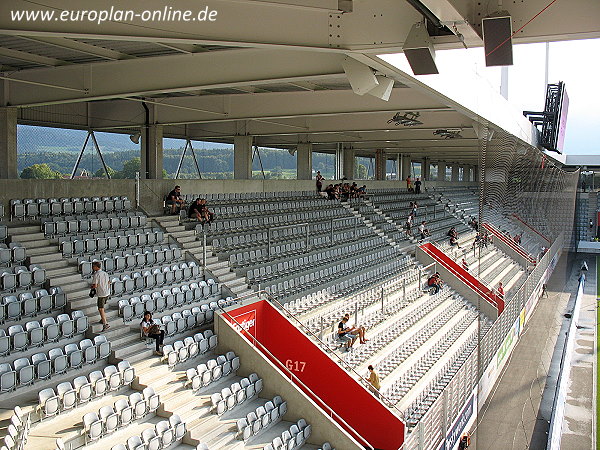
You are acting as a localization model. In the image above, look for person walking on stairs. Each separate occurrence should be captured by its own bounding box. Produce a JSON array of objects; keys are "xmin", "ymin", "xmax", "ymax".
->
[{"xmin": 90, "ymin": 261, "xmax": 111, "ymax": 331}]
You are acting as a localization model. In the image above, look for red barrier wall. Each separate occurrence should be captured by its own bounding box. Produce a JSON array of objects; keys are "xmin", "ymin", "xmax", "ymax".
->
[
  {"xmin": 224, "ymin": 300, "xmax": 405, "ymax": 450},
  {"xmin": 420, "ymin": 243, "xmax": 504, "ymax": 314},
  {"xmin": 482, "ymin": 223, "xmax": 536, "ymax": 265}
]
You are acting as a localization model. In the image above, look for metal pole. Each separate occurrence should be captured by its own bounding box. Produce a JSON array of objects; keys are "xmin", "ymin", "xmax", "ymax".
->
[
  {"xmin": 202, "ymin": 231, "xmax": 207, "ymax": 269},
  {"xmin": 71, "ymin": 130, "xmax": 92, "ymax": 179},
  {"xmin": 135, "ymin": 171, "xmax": 140, "ymax": 208},
  {"xmin": 403, "ymin": 278, "xmax": 406, "ymax": 302},
  {"xmin": 381, "ymin": 287, "xmax": 385, "ymax": 314},
  {"xmin": 174, "ymin": 139, "xmax": 189, "ymax": 179},
  {"xmin": 433, "ymin": 204, "xmax": 436, "ymax": 219},
  {"xmin": 90, "ymin": 131, "xmax": 112, "ymax": 179},
  {"xmin": 268, "ymin": 228, "xmax": 272, "ymax": 258},
  {"xmin": 306, "ymin": 225, "xmax": 309, "ymax": 251},
  {"xmin": 320, "ymin": 316, "xmax": 324, "ymax": 340},
  {"xmin": 331, "ymin": 219, "xmax": 334, "ymax": 243},
  {"xmin": 354, "ymin": 302, "xmax": 359, "ymax": 325}
]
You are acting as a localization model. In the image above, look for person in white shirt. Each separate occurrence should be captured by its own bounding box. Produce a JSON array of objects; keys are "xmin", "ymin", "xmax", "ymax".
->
[
  {"xmin": 140, "ymin": 311, "xmax": 165, "ymax": 355},
  {"xmin": 91, "ymin": 261, "xmax": 111, "ymax": 331}
]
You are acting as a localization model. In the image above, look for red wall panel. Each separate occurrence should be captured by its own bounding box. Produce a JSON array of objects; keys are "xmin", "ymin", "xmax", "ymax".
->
[{"xmin": 224, "ymin": 300, "xmax": 405, "ymax": 450}]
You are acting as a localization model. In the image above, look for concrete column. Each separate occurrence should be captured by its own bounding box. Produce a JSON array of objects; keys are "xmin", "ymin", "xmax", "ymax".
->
[
  {"xmin": 342, "ymin": 146, "xmax": 355, "ymax": 180},
  {"xmin": 141, "ymin": 124, "xmax": 163, "ymax": 179},
  {"xmin": 296, "ymin": 142, "xmax": 313, "ymax": 180},
  {"xmin": 401, "ymin": 155, "xmax": 411, "ymax": 181},
  {"xmin": 0, "ymin": 107, "xmax": 18, "ymax": 179},
  {"xmin": 234, "ymin": 135, "xmax": 253, "ymax": 180},
  {"xmin": 473, "ymin": 165, "xmax": 479, "ymax": 182},
  {"xmin": 335, "ymin": 145, "xmax": 343, "ymax": 180},
  {"xmin": 375, "ymin": 149, "xmax": 386, "ymax": 180},
  {"xmin": 437, "ymin": 161, "xmax": 446, "ymax": 182},
  {"xmin": 422, "ymin": 157, "xmax": 430, "ymax": 181},
  {"xmin": 451, "ymin": 164, "xmax": 460, "ymax": 182},
  {"xmin": 395, "ymin": 154, "xmax": 401, "ymax": 180}
]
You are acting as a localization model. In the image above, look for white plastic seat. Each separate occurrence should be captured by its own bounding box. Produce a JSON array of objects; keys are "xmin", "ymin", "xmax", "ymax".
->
[
  {"xmin": 129, "ymin": 392, "xmax": 147, "ymax": 419},
  {"xmin": 57, "ymin": 382, "xmax": 76, "ymax": 410},
  {"xmin": 115, "ymin": 398, "xmax": 133, "ymax": 428},
  {"xmin": 83, "ymin": 411, "xmax": 103, "ymax": 443},
  {"xmin": 32, "ymin": 352, "xmax": 51, "ymax": 380},
  {"xmin": 73, "ymin": 376, "xmax": 93, "ymax": 404},
  {"xmin": 118, "ymin": 360, "xmax": 135, "ymax": 385},
  {"xmin": 127, "ymin": 435, "xmax": 145, "ymax": 450},
  {"xmin": 99, "ymin": 405, "xmax": 119, "ymax": 434},
  {"xmin": 104, "ymin": 365, "xmax": 121, "ymax": 390},
  {"xmin": 89, "ymin": 370, "xmax": 108, "ymax": 397},
  {"xmin": 141, "ymin": 428, "xmax": 161, "ymax": 450},
  {"xmin": 143, "ymin": 386, "xmax": 160, "ymax": 413},
  {"xmin": 14, "ymin": 357, "xmax": 34, "ymax": 386},
  {"xmin": 38, "ymin": 388, "xmax": 59, "ymax": 419},
  {"xmin": 155, "ymin": 420, "xmax": 174, "ymax": 447}
]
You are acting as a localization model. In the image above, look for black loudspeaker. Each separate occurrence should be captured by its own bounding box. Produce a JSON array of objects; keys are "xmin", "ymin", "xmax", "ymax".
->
[
  {"xmin": 403, "ymin": 23, "xmax": 439, "ymax": 76},
  {"xmin": 482, "ymin": 16, "xmax": 513, "ymax": 67}
]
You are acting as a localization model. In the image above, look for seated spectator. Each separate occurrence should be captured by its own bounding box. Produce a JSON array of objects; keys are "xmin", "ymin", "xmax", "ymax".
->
[
  {"xmin": 166, "ymin": 185, "xmax": 185, "ymax": 214},
  {"xmin": 343, "ymin": 313, "xmax": 368, "ymax": 344},
  {"xmin": 337, "ymin": 316, "xmax": 357, "ymax": 351},
  {"xmin": 427, "ymin": 273, "xmax": 443, "ymax": 295},
  {"xmin": 449, "ymin": 235, "xmax": 462, "ymax": 248},
  {"xmin": 199, "ymin": 199, "xmax": 215, "ymax": 224},
  {"xmin": 324, "ymin": 184, "xmax": 335, "ymax": 200},
  {"xmin": 357, "ymin": 185, "xmax": 367, "ymax": 198},
  {"xmin": 418, "ymin": 221, "xmax": 430, "ymax": 242},
  {"xmin": 140, "ymin": 311, "xmax": 165, "ymax": 356},
  {"xmin": 514, "ymin": 233, "xmax": 522, "ymax": 244},
  {"xmin": 188, "ymin": 198, "xmax": 214, "ymax": 225}
]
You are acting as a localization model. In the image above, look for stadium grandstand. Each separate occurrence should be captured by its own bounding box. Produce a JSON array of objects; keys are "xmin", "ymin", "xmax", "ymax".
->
[{"xmin": 0, "ymin": 1, "xmax": 597, "ymax": 450}]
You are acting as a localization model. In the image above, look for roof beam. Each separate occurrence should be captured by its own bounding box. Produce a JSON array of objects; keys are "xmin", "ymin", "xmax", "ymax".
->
[
  {"xmin": 18, "ymin": 36, "xmax": 133, "ymax": 60},
  {"xmin": 0, "ymin": 46, "xmax": 67, "ymax": 67},
  {"xmin": 5, "ymin": 49, "xmax": 346, "ymax": 106}
]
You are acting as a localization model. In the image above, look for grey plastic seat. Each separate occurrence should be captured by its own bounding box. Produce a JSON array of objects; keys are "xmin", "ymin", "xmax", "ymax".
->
[
  {"xmin": 94, "ymin": 335, "xmax": 111, "ymax": 359},
  {"xmin": 73, "ymin": 376, "xmax": 93, "ymax": 404},
  {"xmin": 32, "ymin": 352, "xmax": 51, "ymax": 380},
  {"xmin": 83, "ymin": 411, "xmax": 103, "ymax": 444},
  {"xmin": 14, "ymin": 357, "xmax": 34, "ymax": 386},
  {"xmin": 80, "ymin": 338, "xmax": 96, "ymax": 363},
  {"xmin": 89, "ymin": 370, "xmax": 108, "ymax": 397},
  {"xmin": 57, "ymin": 381, "xmax": 76, "ymax": 410},
  {"xmin": 118, "ymin": 360, "xmax": 135, "ymax": 385},
  {"xmin": 26, "ymin": 321, "xmax": 45, "ymax": 347},
  {"xmin": 8, "ymin": 324, "xmax": 28, "ymax": 351},
  {"xmin": 143, "ymin": 386, "xmax": 160, "ymax": 413},
  {"xmin": 49, "ymin": 347, "xmax": 68, "ymax": 374},
  {"xmin": 104, "ymin": 365, "xmax": 121, "ymax": 390},
  {"xmin": 100, "ymin": 405, "xmax": 119, "ymax": 434},
  {"xmin": 65, "ymin": 343, "xmax": 83, "ymax": 369},
  {"xmin": 38, "ymin": 388, "xmax": 59, "ymax": 419},
  {"xmin": 56, "ymin": 314, "xmax": 74, "ymax": 338}
]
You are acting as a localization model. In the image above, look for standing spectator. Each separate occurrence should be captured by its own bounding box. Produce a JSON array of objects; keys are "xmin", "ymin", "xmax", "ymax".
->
[
  {"xmin": 315, "ymin": 171, "xmax": 324, "ymax": 193},
  {"xmin": 91, "ymin": 261, "xmax": 111, "ymax": 331},
  {"xmin": 366, "ymin": 365, "xmax": 381, "ymax": 398},
  {"xmin": 496, "ymin": 282, "xmax": 505, "ymax": 299},
  {"xmin": 461, "ymin": 258, "xmax": 469, "ymax": 272},
  {"xmin": 418, "ymin": 221, "xmax": 429, "ymax": 242},
  {"xmin": 140, "ymin": 311, "xmax": 165, "ymax": 356},
  {"xmin": 590, "ymin": 219, "xmax": 594, "ymax": 229},
  {"xmin": 405, "ymin": 214, "xmax": 413, "ymax": 236},
  {"xmin": 581, "ymin": 180, "xmax": 586, "ymax": 192},
  {"xmin": 414, "ymin": 177, "xmax": 422, "ymax": 194},
  {"xmin": 458, "ymin": 433, "xmax": 471, "ymax": 450},
  {"xmin": 406, "ymin": 175, "xmax": 412, "ymax": 192},
  {"xmin": 166, "ymin": 185, "xmax": 184, "ymax": 215}
]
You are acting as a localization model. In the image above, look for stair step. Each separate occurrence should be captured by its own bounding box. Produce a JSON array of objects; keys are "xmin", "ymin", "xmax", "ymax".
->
[
  {"xmin": 18, "ymin": 239, "xmax": 52, "ymax": 249},
  {"xmin": 24, "ymin": 246, "xmax": 59, "ymax": 257}
]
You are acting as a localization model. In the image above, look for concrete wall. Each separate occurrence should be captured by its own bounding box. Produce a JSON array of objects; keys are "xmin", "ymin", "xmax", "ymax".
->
[
  {"xmin": 0, "ymin": 178, "xmax": 478, "ymax": 217},
  {"xmin": 213, "ymin": 310, "xmax": 363, "ymax": 450}
]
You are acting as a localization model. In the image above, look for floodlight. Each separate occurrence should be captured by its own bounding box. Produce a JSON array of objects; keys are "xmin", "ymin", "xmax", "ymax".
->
[{"xmin": 129, "ymin": 132, "xmax": 141, "ymax": 144}]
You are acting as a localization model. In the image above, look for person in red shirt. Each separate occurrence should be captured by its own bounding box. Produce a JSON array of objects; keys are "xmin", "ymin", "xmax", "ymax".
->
[{"xmin": 497, "ymin": 282, "xmax": 505, "ymax": 298}]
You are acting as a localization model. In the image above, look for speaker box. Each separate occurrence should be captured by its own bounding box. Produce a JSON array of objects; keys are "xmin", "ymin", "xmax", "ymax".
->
[
  {"xmin": 403, "ymin": 23, "xmax": 438, "ymax": 76},
  {"xmin": 342, "ymin": 57, "xmax": 379, "ymax": 95},
  {"xmin": 482, "ymin": 16, "xmax": 513, "ymax": 67}
]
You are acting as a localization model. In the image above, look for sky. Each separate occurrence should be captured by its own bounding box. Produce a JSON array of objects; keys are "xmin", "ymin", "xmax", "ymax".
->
[{"xmin": 382, "ymin": 38, "xmax": 600, "ymax": 155}]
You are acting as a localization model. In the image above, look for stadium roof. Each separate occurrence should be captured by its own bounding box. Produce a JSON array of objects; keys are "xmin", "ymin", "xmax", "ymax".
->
[{"xmin": 1, "ymin": 0, "xmax": 598, "ymax": 163}]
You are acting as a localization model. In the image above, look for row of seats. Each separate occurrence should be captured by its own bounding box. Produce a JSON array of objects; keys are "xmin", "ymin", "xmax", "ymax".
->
[
  {"xmin": 38, "ymin": 361, "xmax": 135, "ymax": 419},
  {"xmin": 209, "ymin": 198, "xmax": 341, "ymax": 218},
  {"xmin": 264, "ymin": 419, "xmax": 311, "ymax": 450},
  {"xmin": 43, "ymin": 213, "xmax": 146, "ymax": 238},
  {"xmin": 210, "ymin": 372, "xmax": 263, "ymax": 416},
  {"xmin": 61, "ymin": 229, "xmax": 164, "ymax": 257},
  {"xmin": 79, "ymin": 245, "xmax": 184, "ymax": 276},
  {"xmin": 3, "ymin": 406, "xmax": 30, "ymax": 450},
  {"xmin": 0, "ymin": 310, "xmax": 88, "ymax": 356},
  {"xmin": 153, "ymin": 307, "xmax": 212, "ymax": 338},
  {"xmin": 11, "ymin": 196, "xmax": 131, "ymax": 220},
  {"xmin": 112, "ymin": 415, "xmax": 186, "ymax": 450},
  {"xmin": 0, "ymin": 265, "xmax": 46, "ymax": 292},
  {"xmin": 184, "ymin": 352, "xmax": 241, "ymax": 391},
  {"xmin": 161, "ymin": 330, "xmax": 218, "ymax": 368},
  {"xmin": 1, "ymin": 287, "xmax": 66, "ymax": 322},
  {"xmin": 118, "ymin": 280, "xmax": 221, "ymax": 321},
  {"xmin": 246, "ymin": 237, "xmax": 387, "ymax": 285},
  {"xmin": 182, "ymin": 191, "xmax": 315, "ymax": 204},
  {"xmin": 0, "ymin": 243, "xmax": 26, "ymax": 267},
  {"xmin": 0, "ymin": 335, "xmax": 111, "ymax": 392},
  {"xmin": 83, "ymin": 387, "xmax": 160, "ymax": 444},
  {"xmin": 198, "ymin": 207, "xmax": 350, "ymax": 237},
  {"xmin": 235, "ymin": 396, "xmax": 287, "ymax": 441},
  {"xmin": 110, "ymin": 263, "xmax": 203, "ymax": 297}
]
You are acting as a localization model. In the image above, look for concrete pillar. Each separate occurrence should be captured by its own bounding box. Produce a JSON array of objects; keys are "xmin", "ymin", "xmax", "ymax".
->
[
  {"xmin": 437, "ymin": 161, "xmax": 446, "ymax": 182},
  {"xmin": 473, "ymin": 165, "xmax": 479, "ymax": 182},
  {"xmin": 335, "ymin": 145, "xmax": 343, "ymax": 180},
  {"xmin": 451, "ymin": 164, "xmax": 460, "ymax": 182},
  {"xmin": 395, "ymin": 154, "xmax": 401, "ymax": 180},
  {"xmin": 342, "ymin": 146, "xmax": 355, "ymax": 180},
  {"xmin": 422, "ymin": 157, "xmax": 430, "ymax": 181},
  {"xmin": 141, "ymin": 124, "xmax": 163, "ymax": 179},
  {"xmin": 234, "ymin": 135, "xmax": 253, "ymax": 180},
  {"xmin": 296, "ymin": 142, "xmax": 313, "ymax": 180},
  {"xmin": 375, "ymin": 150, "xmax": 386, "ymax": 180},
  {"xmin": 0, "ymin": 107, "xmax": 18, "ymax": 179},
  {"xmin": 401, "ymin": 155, "xmax": 411, "ymax": 181}
]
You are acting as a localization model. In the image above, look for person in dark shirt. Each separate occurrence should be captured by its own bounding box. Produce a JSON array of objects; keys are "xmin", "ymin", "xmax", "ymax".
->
[
  {"xmin": 414, "ymin": 177, "xmax": 422, "ymax": 194},
  {"xmin": 198, "ymin": 199, "xmax": 215, "ymax": 224},
  {"xmin": 188, "ymin": 198, "xmax": 202, "ymax": 220},
  {"xmin": 166, "ymin": 185, "xmax": 184, "ymax": 214}
]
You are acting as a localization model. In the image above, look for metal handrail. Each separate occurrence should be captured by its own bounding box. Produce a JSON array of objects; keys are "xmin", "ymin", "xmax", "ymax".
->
[
  {"xmin": 242, "ymin": 289, "xmax": 408, "ymax": 422},
  {"xmin": 218, "ymin": 304, "xmax": 378, "ymax": 450}
]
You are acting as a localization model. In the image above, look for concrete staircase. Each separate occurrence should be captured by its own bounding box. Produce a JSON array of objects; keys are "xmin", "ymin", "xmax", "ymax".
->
[
  {"xmin": 588, "ymin": 191, "xmax": 598, "ymax": 240},
  {"xmin": 341, "ymin": 202, "xmax": 404, "ymax": 250},
  {"xmin": 153, "ymin": 215, "xmax": 254, "ymax": 299}
]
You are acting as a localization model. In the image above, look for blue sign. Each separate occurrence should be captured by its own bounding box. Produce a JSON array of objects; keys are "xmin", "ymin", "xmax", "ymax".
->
[{"xmin": 445, "ymin": 395, "xmax": 474, "ymax": 450}]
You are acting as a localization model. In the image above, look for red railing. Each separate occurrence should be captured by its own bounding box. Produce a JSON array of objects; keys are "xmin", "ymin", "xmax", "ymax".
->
[
  {"xmin": 419, "ymin": 242, "xmax": 504, "ymax": 314},
  {"xmin": 511, "ymin": 213, "xmax": 551, "ymax": 244},
  {"xmin": 482, "ymin": 222, "xmax": 537, "ymax": 266}
]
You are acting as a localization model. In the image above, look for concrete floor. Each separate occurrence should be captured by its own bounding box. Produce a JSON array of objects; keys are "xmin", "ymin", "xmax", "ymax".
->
[{"xmin": 470, "ymin": 252, "xmax": 595, "ymax": 450}]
